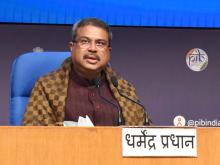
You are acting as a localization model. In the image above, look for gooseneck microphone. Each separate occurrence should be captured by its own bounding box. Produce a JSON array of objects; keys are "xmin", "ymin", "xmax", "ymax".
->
[
  {"xmin": 111, "ymin": 76, "xmax": 152, "ymax": 125},
  {"xmin": 93, "ymin": 77, "xmax": 123, "ymax": 124},
  {"xmin": 111, "ymin": 76, "xmax": 146, "ymax": 108},
  {"xmin": 94, "ymin": 78, "xmax": 119, "ymax": 109}
]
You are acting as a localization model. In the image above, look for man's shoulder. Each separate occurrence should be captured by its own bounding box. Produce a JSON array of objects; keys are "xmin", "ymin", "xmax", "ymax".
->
[
  {"xmin": 117, "ymin": 74, "xmax": 136, "ymax": 91},
  {"xmin": 38, "ymin": 69, "xmax": 60, "ymax": 83},
  {"xmin": 37, "ymin": 57, "xmax": 72, "ymax": 85},
  {"xmin": 107, "ymin": 67, "xmax": 139, "ymax": 101},
  {"xmin": 105, "ymin": 66, "xmax": 136, "ymax": 91}
]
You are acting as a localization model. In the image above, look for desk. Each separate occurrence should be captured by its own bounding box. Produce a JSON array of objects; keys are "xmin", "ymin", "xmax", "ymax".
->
[{"xmin": 0, "ymin": 127, "xmax": 219, "ymax": 165}]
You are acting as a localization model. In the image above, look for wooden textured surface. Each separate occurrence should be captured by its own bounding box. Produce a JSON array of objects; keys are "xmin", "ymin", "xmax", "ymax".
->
[{"xmin": 0, "ymin": 127, "xmax": 219, "ymax": 165}]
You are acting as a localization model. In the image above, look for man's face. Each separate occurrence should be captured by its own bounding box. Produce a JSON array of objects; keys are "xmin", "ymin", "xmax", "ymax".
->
[{"xmin": 70, "ymin": 25, "xmax": 111, "ymax": 75}]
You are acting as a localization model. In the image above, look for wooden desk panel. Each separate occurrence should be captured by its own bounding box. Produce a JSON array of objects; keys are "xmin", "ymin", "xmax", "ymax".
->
[{"xmin": 0, "ymin": 127, "xmax": 219, "ymax": 165}]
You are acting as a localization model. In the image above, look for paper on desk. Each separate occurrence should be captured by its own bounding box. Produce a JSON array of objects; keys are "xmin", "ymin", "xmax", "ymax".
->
[
  {"xmin": 63, "ymin": 121, "xmax": 78, "ymax": 126},
  {"xmin": 78, "ymin": 115, "xmax": 94, "ymax": 127},
  {"xmin": 63, "ymin": 115, "xmax": 94, "ymax": 127}
]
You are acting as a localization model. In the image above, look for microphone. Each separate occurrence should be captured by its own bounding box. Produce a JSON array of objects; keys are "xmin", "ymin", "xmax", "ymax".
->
[
  {"xmin": 111, "ymin": 76, "xmax": 151, "ymax": 125},
  {"xmin": 93, "ymin": 77, "xmax": 123, "ymax": 125}
]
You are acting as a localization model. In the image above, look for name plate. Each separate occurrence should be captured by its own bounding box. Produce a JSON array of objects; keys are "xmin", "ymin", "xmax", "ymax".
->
[{"xmin": 122, "ymin": 127, "xmax": 197, "ymax": 157}]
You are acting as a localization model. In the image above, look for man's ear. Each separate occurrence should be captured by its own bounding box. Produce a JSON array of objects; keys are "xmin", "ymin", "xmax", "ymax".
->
[
  {"xmin": 69, "ymin": 41, "xmax": 74, "ymax": 51},
  {"xmin": 108, "ymin": 47, "xmax": 112, "ymax": 52}
]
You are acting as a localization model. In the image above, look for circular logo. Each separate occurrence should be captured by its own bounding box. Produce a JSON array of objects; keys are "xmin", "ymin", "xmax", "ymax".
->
[
  {"xmin": 173, "ymin": 115, "xmax": 186, "ymax": 127},
  {"xmin": 186, "ymin": 48, "xmax": 208, "ymax": 72}
]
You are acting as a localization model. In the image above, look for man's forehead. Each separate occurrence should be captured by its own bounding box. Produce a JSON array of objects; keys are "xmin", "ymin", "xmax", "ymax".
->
[{"xmin": 76, "ymin": 25, "xmax": 108, "ymax": 39}]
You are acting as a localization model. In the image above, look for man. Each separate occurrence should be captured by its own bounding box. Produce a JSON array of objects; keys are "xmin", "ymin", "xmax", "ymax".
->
[{"xmin": 23, "ymin": 18, "xmax": 152, "ymax": 126}]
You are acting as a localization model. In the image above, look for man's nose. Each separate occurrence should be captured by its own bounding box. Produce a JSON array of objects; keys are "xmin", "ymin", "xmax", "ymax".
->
[{"xmin": 88, "ymin": 41, "xmax": 97, "ymax": 52}]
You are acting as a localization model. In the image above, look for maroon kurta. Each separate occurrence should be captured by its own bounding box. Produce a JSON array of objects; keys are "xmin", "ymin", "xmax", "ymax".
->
[{"xmin": 65, "ymin": 65, "xmax": 120, "ymax": 126}]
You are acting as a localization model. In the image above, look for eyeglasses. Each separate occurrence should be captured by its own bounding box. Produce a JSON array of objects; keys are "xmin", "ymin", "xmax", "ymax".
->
[{"xmin": 74, "ymin": 37, "xmax": 109, "ymax": 50}]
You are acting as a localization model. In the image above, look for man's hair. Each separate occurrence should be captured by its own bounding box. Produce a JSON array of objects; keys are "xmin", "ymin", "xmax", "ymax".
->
[{"xmin": 71, "ymin": 18, "xmax": 113, "ymax": 46}]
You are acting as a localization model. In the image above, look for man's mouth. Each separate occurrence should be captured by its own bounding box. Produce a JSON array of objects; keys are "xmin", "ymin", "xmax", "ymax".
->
[
  {"xmin": 83, "ymin": 54, "xmax": 100, "ymax": 64},
  {"xmin": 86, "ymin": 56, "xmax": 97, "ymax": 60}
]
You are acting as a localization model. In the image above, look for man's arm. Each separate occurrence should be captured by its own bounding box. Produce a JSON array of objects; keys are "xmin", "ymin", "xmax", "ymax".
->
[{"xmin": 23, "ymin": 80, "xmax": 57, "ymax": 126}]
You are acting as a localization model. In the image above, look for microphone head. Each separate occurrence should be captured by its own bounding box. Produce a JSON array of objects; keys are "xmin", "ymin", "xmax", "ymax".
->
[{"xmin": 111, "ymin": 76, "xmax": 118, "ymax": 88}]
